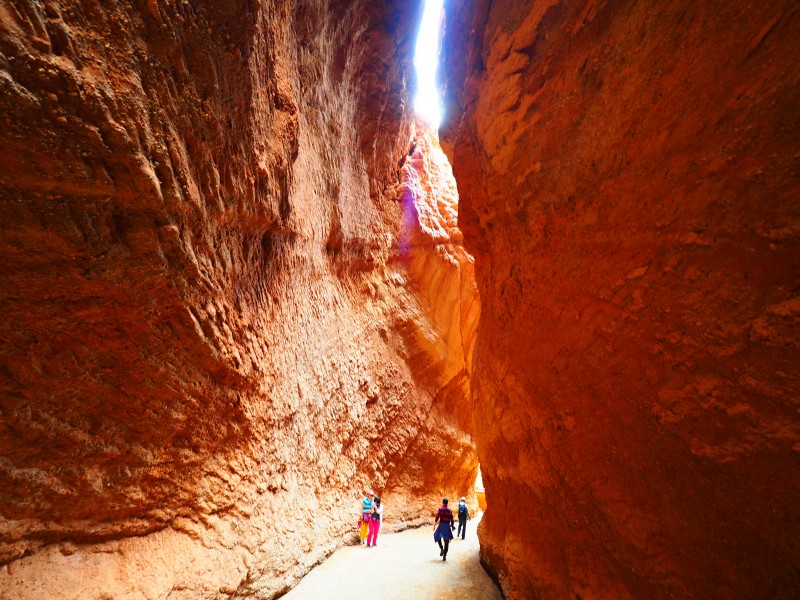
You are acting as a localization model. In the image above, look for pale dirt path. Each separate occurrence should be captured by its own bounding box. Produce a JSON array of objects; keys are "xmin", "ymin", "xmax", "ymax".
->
[{"xmin": 281, "ymin": 513, "xmax": 501, "ymax": 600}]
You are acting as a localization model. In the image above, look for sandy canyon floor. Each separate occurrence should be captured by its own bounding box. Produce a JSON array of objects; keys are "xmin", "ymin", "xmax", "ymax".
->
[{"xmin": 282, "ymin": 513, "xmax": 501, "ymax": 600}]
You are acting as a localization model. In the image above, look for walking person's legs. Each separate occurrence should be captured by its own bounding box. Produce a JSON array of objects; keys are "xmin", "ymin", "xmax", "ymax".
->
[
  {"xmin": 442, "ymin": 538, "xmax": 450, "ymax": 560},
  {"xmin": 367, "ymin": 520, "xmax": 378, "ymax": 546}
]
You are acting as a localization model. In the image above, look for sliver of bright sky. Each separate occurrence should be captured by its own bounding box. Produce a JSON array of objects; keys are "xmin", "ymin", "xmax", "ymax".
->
[{"xmin": 414, "ymin": 0, "xmax": 444, "ymax": 128}]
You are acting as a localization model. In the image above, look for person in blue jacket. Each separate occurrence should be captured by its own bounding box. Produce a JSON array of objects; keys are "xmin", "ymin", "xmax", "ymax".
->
[{"xmin": 359, "ymin": 490, "xmax": 374, "ymax": 545}]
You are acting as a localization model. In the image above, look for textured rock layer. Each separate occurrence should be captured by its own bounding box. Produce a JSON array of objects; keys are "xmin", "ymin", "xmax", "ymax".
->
[
  {"xmin": 441, "ymin": 1, "xmax": 800, "ymax": 598},
  {"xmin": 0, "ymin": 1, "xmax": 478, "ymax": 598}
]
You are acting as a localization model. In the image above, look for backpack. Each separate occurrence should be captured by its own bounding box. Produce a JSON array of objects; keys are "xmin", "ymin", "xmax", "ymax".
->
[
  {"xmin": 458, "ymin": 503, "xmax": 467, "ymax": 518},
  {"xmin": 371, "ymin": 509, "xmax": 381, "ymax": 522}
]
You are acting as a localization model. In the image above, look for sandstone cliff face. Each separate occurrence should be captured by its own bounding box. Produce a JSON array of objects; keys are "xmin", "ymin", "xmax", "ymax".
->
[
  {"xmin": 0, "ymin": 1, "xmax": 477, "ymax": 598},
  {"xmin": 441, "ymin": 1, "xmax": 800, "ymax": 598}
]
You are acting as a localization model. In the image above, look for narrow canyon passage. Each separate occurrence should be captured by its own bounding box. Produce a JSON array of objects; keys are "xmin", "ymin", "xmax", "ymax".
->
[{"xmin": 0, "ymin": 0, "xmax": 798, "ymax": 599}]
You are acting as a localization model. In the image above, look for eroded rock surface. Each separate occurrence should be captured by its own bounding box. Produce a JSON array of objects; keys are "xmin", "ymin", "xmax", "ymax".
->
[
  {"xmin": 441, "ymin": 1, "xmax": 800, "ymax": 598},
  {"xmin": 0, "ymin": 1, "xmax": 477, "ymax": 598}
]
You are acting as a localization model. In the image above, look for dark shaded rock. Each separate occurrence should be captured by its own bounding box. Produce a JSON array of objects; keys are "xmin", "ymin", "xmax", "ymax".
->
[{"xmin": 441, "ymin": 1, "xmax": 800, "ymax": 598}]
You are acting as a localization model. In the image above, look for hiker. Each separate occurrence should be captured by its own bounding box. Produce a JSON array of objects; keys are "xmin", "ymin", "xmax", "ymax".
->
[
  {"xmin": 433, "ymin": 497, "xmax": 455, "ymax": 561},
  {"xmin": 456, "ymin": 496, "xmax": 470, "ymax": 539},
  {"xmin": 367, "ymin": 496, "xmax": 383, "ymax": 547},
  {"xmin": 359, "ymin": 490, "xmax": 375, "ymax": 545}
]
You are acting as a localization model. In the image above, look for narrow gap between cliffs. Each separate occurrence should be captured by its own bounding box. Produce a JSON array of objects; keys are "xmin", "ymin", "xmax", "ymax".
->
[
  {"xmin": 415, "ymin": 0, "xmax": 491, "ymax": 585},
  {"xmin": 414, "ymin": 0, "xmax": 487, "ymax": 525},
  {"xmin": 415, "ymin": 0, "xmax": 487, "ymax": 521},
  {"xmin": 280, "ymin": 2, "xmax": 492, "ymax": 597}
]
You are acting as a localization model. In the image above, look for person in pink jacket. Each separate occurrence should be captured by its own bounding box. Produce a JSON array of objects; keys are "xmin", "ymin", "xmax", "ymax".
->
[{"xmin": 366, "ymin": 496, "xmax": 383, "ymax": 547}]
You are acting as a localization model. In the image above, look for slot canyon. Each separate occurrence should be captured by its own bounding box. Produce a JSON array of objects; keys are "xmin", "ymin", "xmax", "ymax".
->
[{"xmin": 0, "ymin": 0, "xmax": 797, "ymax": 598}]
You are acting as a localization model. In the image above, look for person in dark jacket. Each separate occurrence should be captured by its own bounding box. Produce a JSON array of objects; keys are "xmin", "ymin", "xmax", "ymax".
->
[
  {"xmin": 456, "ymin": 496, "xmax": 470, "ymax": 539},
  {"xmin": 433, "ymin": 497, "xmax": 455, "ymax": 561}
]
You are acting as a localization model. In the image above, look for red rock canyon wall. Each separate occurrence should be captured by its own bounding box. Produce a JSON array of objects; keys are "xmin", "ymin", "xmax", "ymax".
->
[
  {"xmin": 0, "ymin": 1, "xmax": 478, "ymax": 598},
  {"xmin": 441, "ymin": 0, "xmax": 800, "ymax": 598}
]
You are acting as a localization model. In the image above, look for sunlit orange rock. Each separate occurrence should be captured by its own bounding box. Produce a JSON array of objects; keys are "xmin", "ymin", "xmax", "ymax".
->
[
  {"xmin": 0, "ymin": 1, "xmax": 477, "ymax": 597},
  {"xmin": 389, "ymin": 125, "xmax": 481, "ymax": 513},
  {"xmin": 441, "ymin": 0, "xmax": 800, "ymax": 598}
]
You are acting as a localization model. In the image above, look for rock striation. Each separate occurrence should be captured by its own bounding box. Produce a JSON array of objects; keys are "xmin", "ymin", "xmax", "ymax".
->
[
  {"xmin": 441, "ymin": 1, "xmax": 800, "ymax": 598},
  {"xmin": 0, "ymin": 1, "xmax": 478, "ymax": 598}
]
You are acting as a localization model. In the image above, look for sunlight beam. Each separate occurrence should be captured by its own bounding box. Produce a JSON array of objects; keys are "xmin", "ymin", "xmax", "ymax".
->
[{"xmin": 414, "ymin": 0, "xmax": 445, "ymax": 128}]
